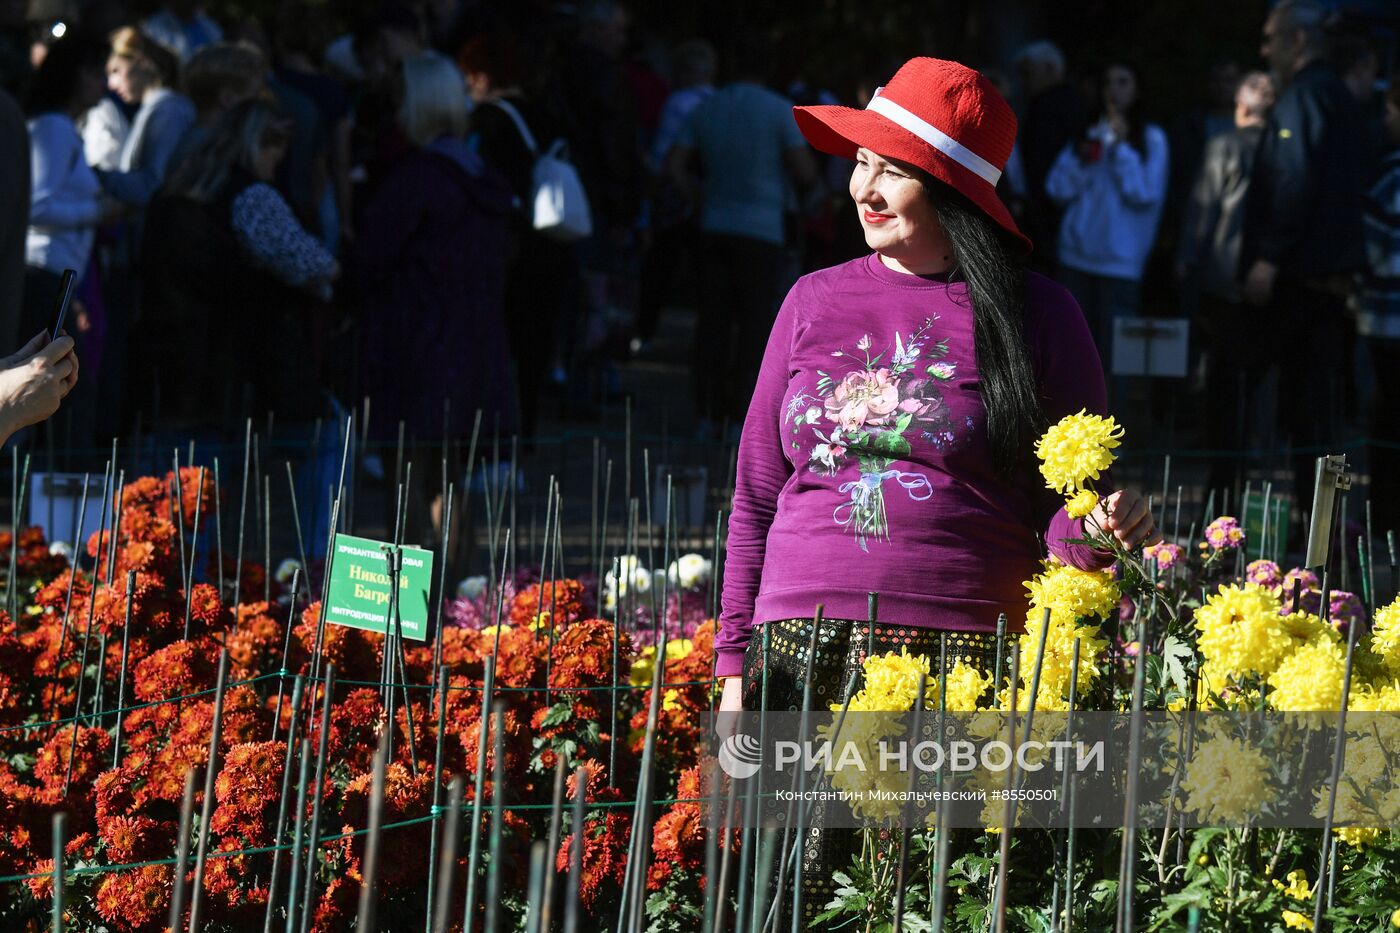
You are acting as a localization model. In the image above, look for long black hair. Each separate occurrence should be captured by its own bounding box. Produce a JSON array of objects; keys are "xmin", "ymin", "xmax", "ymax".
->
[{"xmin": 921, "ymin": 175, "xmax": 1044, "ymax": 479}]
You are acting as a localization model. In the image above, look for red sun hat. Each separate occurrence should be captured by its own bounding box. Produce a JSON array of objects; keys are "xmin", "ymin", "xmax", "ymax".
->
[{"xmin": 793, "ymin": 57, "xmax": 1029, "ymax": 251}]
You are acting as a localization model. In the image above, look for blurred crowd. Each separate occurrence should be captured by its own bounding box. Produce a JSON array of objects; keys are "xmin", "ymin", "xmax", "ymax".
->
[{"xmin": 0, "ymin": 0, "xmax": 1397, "ymax": 527}]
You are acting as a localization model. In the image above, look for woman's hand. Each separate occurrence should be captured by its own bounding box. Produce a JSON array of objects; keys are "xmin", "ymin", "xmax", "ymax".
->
[
  {"xmin": 715, "ymin": 676, "xmax": 744, "ymax": 739},
  {"xmin": 1085, "ymin": 488, "xmax": 1162, "ymax": 550},
  {"xmin": 0, "ymin": 332, "xmax": 79, "ymax": 446}
]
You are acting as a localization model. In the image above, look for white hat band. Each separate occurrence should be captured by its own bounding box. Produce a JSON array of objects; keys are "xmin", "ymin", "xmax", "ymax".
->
[{"xmin": 866, "ymin": 92, "xmax": 1002, "ymax": 187}]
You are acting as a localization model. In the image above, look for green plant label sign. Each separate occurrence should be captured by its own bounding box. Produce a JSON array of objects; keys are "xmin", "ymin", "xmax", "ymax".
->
[{"xmin": 324, "ymin": 534, "xmax": 434, "ymax": 640}]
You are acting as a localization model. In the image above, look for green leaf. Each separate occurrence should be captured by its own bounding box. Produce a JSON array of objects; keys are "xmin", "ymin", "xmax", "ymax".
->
[
  {"xmin": 1161, "ymin": 635, "xmax": 1193, "ymax": 695},
  {"xmin": 869, "ymin": 432, "xmax": 911, "ymax": 459},
  {"xmin": 540, "ymin": 701, "xmax": 573, "ymax": 728}
]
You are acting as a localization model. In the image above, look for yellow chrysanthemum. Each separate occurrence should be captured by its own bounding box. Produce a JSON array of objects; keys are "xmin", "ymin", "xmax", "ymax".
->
[
  {"xmin": 847, "ymin": 648, "xmax": 930, "ymax": 712},
  {"xmin": 1268, "ymin": 640, "xmax": 1346, "ymax": 711},
  {"xmin": 1370, "ymin": 596, "xmax": 1400, "ymax": 675},
  {"xmin": 1025, "ymin": 560, "xmax": 1121, "ymax": 622},
  {"xmin": 1181, "ymin": 734, "xmax": 1272, "ymax": 823},
  {"xmin": 1336, "ymin": 826, "xmax": 1383, "ymax": 848},
  {"xmin": 1277, "ymin": 611, "xmax": 1339, "ymax": 651},
  {"xmin": 1194, "ymin": 583, "xmax": 1291, "ymax": 678},
  {"xmin": 629, "ymin": 646, "xmax": 656, "ymax": 687},
  {"xmin": 1272, "ymin": 869, "xmax": 1311, "ymax": 901},
  {"xmin": 1034, "ymin": 409, "xmax": 1124, "ymax": 494},
  {"xmin": 1064, "ymin": 489, "xmax": 1100, "ymax": 519},
  {"xmin": 932, "ymin": 660, "xmax": 993, "ymax": 712},
  {"xmin": 1282, "ymin": 909, "xmax": 1314, "ymax": 930}
]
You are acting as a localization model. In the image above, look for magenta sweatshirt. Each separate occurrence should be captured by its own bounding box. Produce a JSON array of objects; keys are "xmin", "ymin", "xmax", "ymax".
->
[{"xmin": 715, "ymin": 253, "xmax": 1116, "ymax": 678}]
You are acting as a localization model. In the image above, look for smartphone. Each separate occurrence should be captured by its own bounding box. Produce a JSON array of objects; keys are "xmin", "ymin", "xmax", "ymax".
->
[{"xmin": 50, "ymin": 268, "xmax": 77, "ymax": 341}]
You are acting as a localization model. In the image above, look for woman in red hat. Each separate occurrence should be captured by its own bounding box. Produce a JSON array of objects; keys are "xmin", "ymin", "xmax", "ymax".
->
[{"xmin": 713, "ymin": 56, "xmax": 1160, "ymax": 916}]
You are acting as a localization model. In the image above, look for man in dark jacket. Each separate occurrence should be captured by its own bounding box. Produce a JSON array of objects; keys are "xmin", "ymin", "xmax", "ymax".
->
[{"xmin": 1241, "ymin": 0, "xmax": 1367, "ymax": 512}]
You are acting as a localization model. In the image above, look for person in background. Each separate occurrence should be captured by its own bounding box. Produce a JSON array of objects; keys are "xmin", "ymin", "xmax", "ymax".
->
[
  {"xmin": 354, "ymin": 51, "xmax": 514, "ymax": 540},
  {"xmin": 224, "ymin": 19, "xmax": 325, "ymax": 232},
  {"xmin": 1242, "ymin": 0, "xmax": 1367, "ymax": 514},
  {"xmin": 634, "ymin": 37, "xmax": 715, "ymax": 351},
  {"xmin": 272, "ymin": 6, "xmax": 354, "ymax": 247},
  {"xmin": 460, "ymin": 30, "xmax": 572, "ymax": 446},
  {"xmin": 1167, "ymin": 58, "xmax": 1241, "ymax": 231},
  {"xmin": 1176, "ymin": 71, "xmax": 1276, "ymax": 494},
  {"xmin": 142, "ymin": 98, "xmax": 335, "ymax": 428},
  {"xmin": 667, "ymin": 35, "xmax": 819, "ymax": 439},
  {"xmin": 1046, "ymin": 62, "xmax": 1169, "ymax": 390},
  {"xmin": 1330, "ymin": 25, "xmax": 1385, "ymax": 178},
  {"xmin": 166, "ymin": 40, "xmax": 267, "ymax": 175},
  {"xmin": 1014, "ymin": 40, "xmax": 1089, "ymax": 274},
  {"xmin": 24, "ymin": 31, "xmax": 110, "ymax": 305},
  {"xmin": 1358, "ymin": 82, "xmax": 1400, "ymax": 544},
  {"xmin": 98, "ymin": 27, "xmax": 195, "ymax": 207},
  {"xmin": 141, "ymin": 0, "xmax": 223, "ymax": 63},
  {"xmin": 0, "ymin": 87, "xmax": 27, "ymax": 349},
  {"xmin": 0, "ymin": 0, "xmax": 30, "ymax": 97},
  {"xmin": 547, "ymin": 0, "xmax": 644, "ymax": 411},
  {"xmin": 164, "ymin": 99, "xmax": 337, "ymax": 299}
]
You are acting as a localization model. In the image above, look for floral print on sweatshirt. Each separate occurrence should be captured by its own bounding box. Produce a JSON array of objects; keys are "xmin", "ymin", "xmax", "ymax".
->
[{"xmin": 784, "ymin": 317, "xmax": 963, "ymax": 550}]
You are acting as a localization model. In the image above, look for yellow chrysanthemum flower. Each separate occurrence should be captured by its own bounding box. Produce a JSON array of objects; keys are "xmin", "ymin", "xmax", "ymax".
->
[
  {"xmin": 845, "ymin": 648, "xmax": 930, "ymax": 712},
  {"xmin": 1282, "ymin": 909, "xmax": 1314, "ymax": 930},
  {"xmin": 1064, "ymin": 489, "xmax": 1100, "ymax": 519},
  {"xmin": 932, "ymin": 660, "xmax": 993, "ymax": 712},
  {"xmin": 1277, "ymin": 611, "xmax": 1340, "ymax": 651},
  {"xmin": 1271, "ymin": 869, "xmax": 1311, "ymax": 901},
  {"xmin": 1194, "ymin": 583, "xmax": 1291, "ymax": 678},
  {"xmin": 1025, "ymin": 560, "xmax": 1121, "ymax": 622},
  {"xmin": 1370, "ymin": 596, "xmax": 1400, "ymax": 675},
  {"xmin": 1034, "ymin": 409, "xmax": 1124, "ymax": 494},
  {"xmin": 1336, "ymin": 826, "xmax": 1383, "ymax": 848},
  {"xmin": 1181, "ymin": 734, "xmax": 1272, "ymax": 823},
  {"xmin": 1268, "ymin": 640, "xmax": 1346, "ymax": 711}
]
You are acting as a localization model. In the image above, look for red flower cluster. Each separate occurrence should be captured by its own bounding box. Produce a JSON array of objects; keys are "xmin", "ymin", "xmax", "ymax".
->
[{"xmin": 0, "ymin": 483, "xmax": 721, "ymax": 930}]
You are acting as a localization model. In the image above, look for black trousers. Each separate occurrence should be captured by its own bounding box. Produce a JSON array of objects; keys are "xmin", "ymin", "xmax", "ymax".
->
[{"xmin": 694, "ymin": 233, "xmax": 782, "ymax": 425}]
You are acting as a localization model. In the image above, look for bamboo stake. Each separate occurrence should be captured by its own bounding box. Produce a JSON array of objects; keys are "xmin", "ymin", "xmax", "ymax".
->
[
  {"xmin": 355, "ymin": 729, "xmax": 392, "ymax": 930},
  {"xmin": 169, "ymin": 768, "xmax": 197, "ymax": 933},
  {"xmin": 283, "ymin": 738, "xmax": 313, "ymax": 933},
  {"xmin": 51, "ymin": 811, "xmax": 65, "ymax": 933},
  {"xmin": 463, "ymin": 655, "xmax": 498, "ymax": 933},
  {"xmin": 111, "ymin": 570, "xmax": 136, "ymax": 768},
  {"xmin": 187, "ymin": 649, "xmax": 231, "ymax": 933},
  {"xmin": 269, "ymin": 569, "xmax": 300, "ymax": 742},
  {"xmin": 991, "ymin": 650, "xmax": 1021, "ymax": 933},
  {"xmin": 262, "ymin": 675, "xmax": 304, "ymax": 933},
  {"xmin": 296, "ymin": 663, "xmax": 336, "ymax": 933},
  {"xmin": 45, "ymin": 472, "xmax": 89, "ymax": 732},
  {"xmin": 1311, "ymin": 610, "xmax": 1363, "ymax": 931},
  {"xmin": 484, "ymin": 702, "xmax": 508, "ymax": 933},
  {"xmin": 564, "ymin": 764, "xmax": 588, "ymax": 933},
  {"xmin": 1116, "ymin": 617, "xmax": 1149, "ymax": 933},
  {"xmin": 540, "ymin": 754, "xmax": 569, "ymax": 930},
  {"xmin": 431, "ymin": 775, "xmax": 467, "ymax": 933},
  {"xmin": 892, "ymin": 671, "xmax": 930, "ymax": 933},
  {"xmin": 234, "ymin": 420, "xmax": 251, "ymax": 605},
  {"xmin": 182, "ymin": 467, "xmax": 206, "ymax": 640},
  {"xmin": 420, "ymin": 659, "xmax": 450, "ymax": 927}
]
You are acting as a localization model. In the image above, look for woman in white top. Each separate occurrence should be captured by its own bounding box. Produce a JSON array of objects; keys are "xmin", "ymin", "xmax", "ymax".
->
[
  {"xmin": 1045, "ymin": 63, "xmax": 1169, "ymax": 379},
  {"xmin": 97, "ymin": 27, "xmax": 196, "ymax": 207},
  {"xmin": 25, "ymin": 32, "xmax": 112, "ymax": 282}
]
